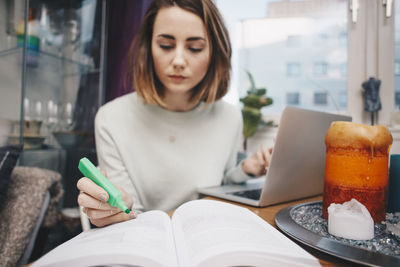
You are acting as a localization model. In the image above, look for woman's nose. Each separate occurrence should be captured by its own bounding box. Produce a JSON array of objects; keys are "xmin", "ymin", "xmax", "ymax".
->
[{"xmin": 172, "ymin": 47, "xmax": 186, "ymax": 69}]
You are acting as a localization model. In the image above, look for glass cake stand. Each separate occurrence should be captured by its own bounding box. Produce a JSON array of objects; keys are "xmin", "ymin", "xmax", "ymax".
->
[{"xmin": 275, "ymin": 201, "xmax": 400, "ymax": 267}]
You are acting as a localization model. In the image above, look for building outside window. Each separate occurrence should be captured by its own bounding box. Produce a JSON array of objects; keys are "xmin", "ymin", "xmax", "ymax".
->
[
  {"xmin": 339, "ymin": 31, "xmax": 347, "ymax": 45},
  {"xmin": 286, "ymin": 92, "xmax": 300, "ymax": 105},
  {"xmin": 396, "ymin": 92, "xmax": 400, "ymax": 107},
  {"xmin": 395, "ymin": 60, "xmax": 400, "ymax": 76},
  {"xmin": 217, "ymin": 0, "xmax": 348, "ymax": 113},
  {"xmin": 287, "ymin": 35, "xmax": 301, "ymax": 47},
  {"xmin": 286, "ymin": 62, "xmax": 301, "ymax": 77},
  {"xmin": 314, "ymin": 33, "xmax": 329, "ymax": 46},
  {"xmin": 313, "ymin": 62, "xmax": 328, "ymax": 76},
  {"xmin": 339, "ymin": 90, "xmax": 346, "ymax": 108},
  {"xmin": 339, "ymin": 63, "xmax": 347, "ymax": 77},
  {"xmin": 216, "ymin": 0, "xmax": 395, "ymax": 124},
  {"xmin": 314, "ymin": 92, "xmax": 327, "ymax": 105}
]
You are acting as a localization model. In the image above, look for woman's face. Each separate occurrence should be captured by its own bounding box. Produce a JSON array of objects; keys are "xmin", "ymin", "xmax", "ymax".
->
[{"xmin": 151, "ymin": 6, "xmax": 211, "ymax": 98}]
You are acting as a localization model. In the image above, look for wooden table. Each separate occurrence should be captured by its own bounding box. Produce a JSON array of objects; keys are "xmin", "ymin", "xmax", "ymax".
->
[{"xmin": 200, "ymin": 195, "xmax": 365, "ymax": 267}]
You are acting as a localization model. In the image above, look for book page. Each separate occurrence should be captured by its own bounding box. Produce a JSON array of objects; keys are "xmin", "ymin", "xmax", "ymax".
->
[
  {"xmin": 171, "ymin": 199, "xmax": 320, "ymax": 267},
  {"xmin": 33, "ymin": 210, "xmax": 178, "ymax": 267}
]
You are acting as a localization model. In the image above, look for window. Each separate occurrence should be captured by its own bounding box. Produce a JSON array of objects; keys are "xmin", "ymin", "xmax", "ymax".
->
[
  {"xmin": 339, "ymin": 63, "xmax": 347, "ymax": 77},
  {"xmin": 314, "ymin": 92, "xmax": 327, "ymax": 105},
  {"xmin": 313, "ymin": 62, "xmax": 328, "ymax": 76},
  {"xmin": 395, "ymin": 1, "xmax": 400, "ymax": 108},
  {"xmin": 286, "ymin": 92, "xmax": 300, "ymax": 105},
  {"xmin": 395, "ymin": 60, "xmax": 400, "ymax": 76},
  {"xmin": 396, "ymin": 92, "xmax": 400, "ymax": 107},
  {"xmin": 286, "ymin": 62, "xmax": 301, "ymax": 77},
  {"xmin": 339, "ymin": 90, "xmax": 347, "ymax": 108},
  {"xmin": 315, "ymin": 33, "xmax": 329, "ymax": 45},
  {"xmin": 217, "ymin": 0, "xmax": 395, "ymax": 124},
  {"xmin": 218, "ymin": 0, "xmax": 347, "ymax": 114},
  {"xmin": 339, "ymin": 31, "xmax": 347, "ymax": 45},
  {"xmin": 287, "ymin": 35, "xmax": 301, "ymax": 47}
]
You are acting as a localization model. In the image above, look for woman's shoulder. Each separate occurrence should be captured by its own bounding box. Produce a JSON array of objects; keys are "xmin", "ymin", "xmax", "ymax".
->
[
  {"xmin": 98, "ymin": 92, "xmax": 137, "ymax": 114},
  {"xmin": 100, "ymin": 92, "xmax": 136, "ymax": 110},
  {"xmin": 96, "ymin": 92, "xmax": 137, "ymax": 123},
  {"xmin": 212, "ymin": 100, "xmax": 242, "ymax": 120}
]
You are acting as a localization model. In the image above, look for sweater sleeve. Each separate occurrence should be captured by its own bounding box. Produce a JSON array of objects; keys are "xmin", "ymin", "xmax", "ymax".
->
[
  {"xmin": 94, "ymin": 108, "xmax": 145, "ymax": 212},
  {"xmin": 222, "ymin": 108, "xmax": 253, "ymax": 184}
]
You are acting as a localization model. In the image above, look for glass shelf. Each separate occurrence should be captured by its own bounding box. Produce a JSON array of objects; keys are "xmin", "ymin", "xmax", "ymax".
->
[
  {"xmin": 0, "ymin": 0, "xmax": 106, "ymax": 147},
  {"xmin": 0, "ymin": 1, "xmax": 107, "ymax": 209},
  {"xmin": 0, "ymin": 46, "xmax": 99, "ymax": 75}
]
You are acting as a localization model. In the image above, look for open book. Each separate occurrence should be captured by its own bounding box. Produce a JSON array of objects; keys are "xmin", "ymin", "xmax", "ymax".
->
[{"xmin": 32, "ymin": 199, "xmax": 320, "ymax": 267}]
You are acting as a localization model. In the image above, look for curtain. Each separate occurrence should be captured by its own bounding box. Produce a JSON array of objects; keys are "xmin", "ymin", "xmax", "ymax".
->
[{"xmin": 105, "ymin": 0, "xmax": 153, "ymax": 102}]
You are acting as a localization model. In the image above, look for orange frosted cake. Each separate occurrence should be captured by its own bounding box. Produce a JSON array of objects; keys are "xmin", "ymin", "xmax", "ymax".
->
[{"xmin": 322, "ymin": 121, "xmax": 392, "ymax": 222}]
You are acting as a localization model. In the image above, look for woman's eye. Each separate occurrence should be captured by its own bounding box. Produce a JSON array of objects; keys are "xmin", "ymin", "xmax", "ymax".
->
[
  {"xmin": 160, "ymin": 44, "xmax": 173, "ymax": 50},
  {"xmin": 189, "ymin": 47, "xmax": 203, "ymax": 53}
]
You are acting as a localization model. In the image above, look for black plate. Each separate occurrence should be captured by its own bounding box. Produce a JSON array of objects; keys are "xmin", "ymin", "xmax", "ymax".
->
[{"xmin": 275, "ymin": 201, "xmax": 400, "ymax": 267}]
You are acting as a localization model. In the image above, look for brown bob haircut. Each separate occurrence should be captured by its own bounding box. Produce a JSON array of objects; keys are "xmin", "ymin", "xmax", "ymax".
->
[{"xmin": 125, "ymin": 0, "xmax": 231, "ymax": 107}]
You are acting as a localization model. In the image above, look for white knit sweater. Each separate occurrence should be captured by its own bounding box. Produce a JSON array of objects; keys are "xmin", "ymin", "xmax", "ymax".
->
[{"xmin": 95, "ymin": 92, "xmax": 250, "ymax": 212}]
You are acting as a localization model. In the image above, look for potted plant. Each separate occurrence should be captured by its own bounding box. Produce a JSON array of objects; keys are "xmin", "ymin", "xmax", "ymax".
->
[{"xmin": 240, "ymin": 71, "xmax": 273, "ymax": 152}]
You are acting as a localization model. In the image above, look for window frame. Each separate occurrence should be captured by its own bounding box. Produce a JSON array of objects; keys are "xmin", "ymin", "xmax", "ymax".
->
[{"xmin": 347, "ymin": 0, "xmax": 395, "ymax": 124}]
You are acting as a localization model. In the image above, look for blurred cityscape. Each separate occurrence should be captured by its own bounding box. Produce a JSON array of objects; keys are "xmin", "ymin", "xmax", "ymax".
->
[{"xmin": 217, "ymin": 0, "xmax": 400, "ymax": 115}]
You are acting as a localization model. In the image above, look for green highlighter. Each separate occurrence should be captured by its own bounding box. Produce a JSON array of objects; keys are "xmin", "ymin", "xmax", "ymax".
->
[{"xmin": 78, "ymin": 157, "xmax": 130, "ymax": 214}]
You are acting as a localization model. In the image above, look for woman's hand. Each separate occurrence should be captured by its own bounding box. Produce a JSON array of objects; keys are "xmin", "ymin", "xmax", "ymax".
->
[
  {"xmin": 242, "ymin": 146, "xmax": 272, "ymax": 177},
  {"xmin": 77, "ymin": 175, "xmax": 136, "ymax": 227}
]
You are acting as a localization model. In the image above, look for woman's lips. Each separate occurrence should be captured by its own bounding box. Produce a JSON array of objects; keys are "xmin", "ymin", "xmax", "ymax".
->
[{"xmin": 169, "ymin": 75, "xmax": 186, "ymax": 82}]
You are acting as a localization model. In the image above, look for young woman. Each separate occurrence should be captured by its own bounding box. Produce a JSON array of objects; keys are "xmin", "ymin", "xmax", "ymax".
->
[{"xmin": 77, "ymin": 0, "xmax": 270, "ymax": 227}]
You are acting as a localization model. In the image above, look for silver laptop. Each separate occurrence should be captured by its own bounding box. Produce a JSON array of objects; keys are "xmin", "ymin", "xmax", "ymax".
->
[{"xmin": 198, "ymin": 106, "xmax": 352, "ymax": 207}]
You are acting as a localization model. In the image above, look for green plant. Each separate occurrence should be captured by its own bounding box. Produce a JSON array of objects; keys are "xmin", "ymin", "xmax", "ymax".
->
[{"xmin": 240, "ymin": 71, "xmax": 273, "ymax": 151}]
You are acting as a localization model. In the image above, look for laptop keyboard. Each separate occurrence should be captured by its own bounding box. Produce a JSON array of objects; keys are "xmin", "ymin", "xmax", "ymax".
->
[{"xmin": 228, "ymin": 188, "xmax": 262, "ymax": 200}]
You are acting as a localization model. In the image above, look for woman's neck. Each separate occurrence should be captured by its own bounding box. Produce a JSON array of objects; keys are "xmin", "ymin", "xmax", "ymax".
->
[{"xmin": 162, "ymin": 92, "xmax": 199, "ymax": 112}]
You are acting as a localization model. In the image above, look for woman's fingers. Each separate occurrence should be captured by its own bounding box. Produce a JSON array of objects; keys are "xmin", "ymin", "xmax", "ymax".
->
[
  {"xmin": 256, "ymin": 146, "xmax": 273, "ymax": 176},
  {"xmin": 83, "ymin": 206, "xmax": 121, "ymax": 219},
  {"xmin": 262, "ymin": 146, "xmax": 272, "ymax": 167},
  {"xmin": 256, "ymin": 151, "xmax": 264, "ymax": 166},
  {"xmin": 251, "ymin": 151, "xmax": 264, "ymax": 176},
  {"xmin": 77, "ymin": 177, "xmax": 109, "ymax": 202},
  {"xmin": 77, "ymin": 175, "xmax": 137, "ymax": 227},
  {"xmin": 90, "ymin": 210, "xmax": 137, "ymax": 227},
  {"xmin": 115, "ymin": 185, "xmax": 133, "ymax": 209},
  {"xmin": 78, "ymin": 191, "xmax": 114, "ymax": 210}
]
